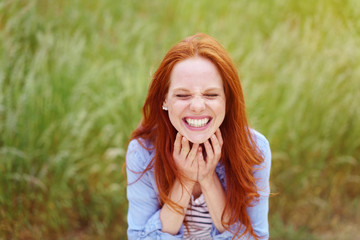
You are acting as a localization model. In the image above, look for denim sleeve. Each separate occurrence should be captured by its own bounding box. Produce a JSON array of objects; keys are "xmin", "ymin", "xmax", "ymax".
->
[
  {"xmin": 210, "ymin": 132, "xmax": 271, "ymax": 240},
  {"xmin": 211, "ymin": 224, "xmax": 254, "ymax": 240},
  {"xmin": 126, "ymin": 140, "xmax": 184, "ymax": 240},
  {"xmin": 248, "ymin": 134, "xmax": 271, "ymax": 239}
]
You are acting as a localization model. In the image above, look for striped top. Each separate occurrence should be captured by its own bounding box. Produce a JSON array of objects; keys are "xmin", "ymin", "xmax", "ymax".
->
[{"xmin": 183, "ymin": 194, "xmax": 213, "ymax": 240}]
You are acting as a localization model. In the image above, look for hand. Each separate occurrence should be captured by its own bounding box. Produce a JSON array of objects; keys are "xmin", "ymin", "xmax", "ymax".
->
[
  {"xmin": 173, "ymin": 133, "xmax": 200, "ymax": 186},
  {"xmin": 197, "ymin": 129, "xmax": 223, "ymax": 186}
]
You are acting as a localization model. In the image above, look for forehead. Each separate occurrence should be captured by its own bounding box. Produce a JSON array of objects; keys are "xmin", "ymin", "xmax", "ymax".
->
[{"xmin": 169, "ymin": 56, "xmax": 223, "ymax": 90}]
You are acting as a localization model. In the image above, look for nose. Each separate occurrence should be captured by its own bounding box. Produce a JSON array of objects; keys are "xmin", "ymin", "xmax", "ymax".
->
[{"xmin": 189, "ymin": 96, "xmax": 206, "ymax": 113}]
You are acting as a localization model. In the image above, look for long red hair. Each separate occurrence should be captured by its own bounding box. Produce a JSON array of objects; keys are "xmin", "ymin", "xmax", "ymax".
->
[{"xmin": 130, "ymin": 33, "xmax": 263, "ymax": 239}]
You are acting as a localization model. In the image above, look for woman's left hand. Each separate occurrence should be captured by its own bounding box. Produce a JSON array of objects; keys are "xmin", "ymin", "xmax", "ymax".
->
[{"xmin": 197, "ymin": 128, "xmax": 223, "ymax": 186}]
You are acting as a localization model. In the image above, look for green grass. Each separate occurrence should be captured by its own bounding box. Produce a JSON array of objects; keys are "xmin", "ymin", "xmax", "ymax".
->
[{"xmin": 1, "ymin": 0, "xmax": 359, "ymax": 239}]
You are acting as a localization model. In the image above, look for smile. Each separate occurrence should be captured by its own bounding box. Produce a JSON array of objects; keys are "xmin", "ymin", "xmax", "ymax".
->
[{"xmin": 184, "ymin": 117, "xmax": 211, "ymax": 128}]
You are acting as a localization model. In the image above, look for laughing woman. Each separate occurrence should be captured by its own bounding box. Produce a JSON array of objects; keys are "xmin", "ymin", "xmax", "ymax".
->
[{"xmin": 126, "ymin": 34, "xmax": 271, "ymax": 240}]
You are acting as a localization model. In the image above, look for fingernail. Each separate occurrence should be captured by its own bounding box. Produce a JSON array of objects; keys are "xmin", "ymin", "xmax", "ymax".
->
[{"xmin": 212, "ymin": 134, "xmax": 216, "ymax": 139}]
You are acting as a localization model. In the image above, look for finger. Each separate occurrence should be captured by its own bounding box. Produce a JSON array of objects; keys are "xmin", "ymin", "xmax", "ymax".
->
[
  {"xmin": 204, "ymin": 140, "xmax": 214, "ymax": 161},
  {"xmin": 210, "ymin": 133, "xmax": 221, "ymax": 159},
  {"xmin": 173, "ymin": 132, "xmax": 182, "ymax": 156},
  {"xmin": 215, "ymin": 128, "xmax": 223, "ymax": 147},
  {"xmin": 180, "ymin": 136, "xmax": 190, "ymax": 159},
  {"xmin": 187, "ymin": 143, "xmax": 199, "ymax": 161},
  {"xmin": 196, "ymin": 146, "xmax": 205, "ymax": 167}
]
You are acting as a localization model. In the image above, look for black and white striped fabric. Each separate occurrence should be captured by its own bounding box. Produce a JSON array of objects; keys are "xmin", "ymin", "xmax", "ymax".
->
[{"xmin": 183, "ymin": 194, "xmax": 213, "ymax": 240}]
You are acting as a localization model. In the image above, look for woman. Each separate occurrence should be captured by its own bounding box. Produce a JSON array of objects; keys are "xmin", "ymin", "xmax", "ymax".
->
[{"xmin": 126, "ymin": 33, "xmax": 271, "ymax": 239}]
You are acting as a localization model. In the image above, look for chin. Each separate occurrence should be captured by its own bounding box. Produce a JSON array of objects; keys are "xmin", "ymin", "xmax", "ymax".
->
[{"xmin": 183, "ymin": 133, "xmax": 212, "ymax": 144}]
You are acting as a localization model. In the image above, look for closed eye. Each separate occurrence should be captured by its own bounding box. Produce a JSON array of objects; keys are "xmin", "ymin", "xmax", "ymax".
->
[
  {"xmin": 204, "ymin": 94, "xmax": 219, "ymax": 98},
  {"xmin": 176, "ymin": 94, "xmax": 190, "ymax": 98}
]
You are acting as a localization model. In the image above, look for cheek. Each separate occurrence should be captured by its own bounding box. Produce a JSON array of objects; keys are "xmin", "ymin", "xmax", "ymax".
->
[
  {"xmin": 213, "ymin": 100, "xmax": 226, "ymax": 114},
  {"xmin": 167, "ymin": 102, "xmax": 185, "ymax": 124},
  {"xmin": 214, "ymin": 102, "xmax": 226, "ymax": 125},
  {"xmin": 215, "ymin": 112, "xmax": 225, "ymax": 127},
  {"xmin": 168, "ymin": 100, "xmax": 188, "ymax": 113}
]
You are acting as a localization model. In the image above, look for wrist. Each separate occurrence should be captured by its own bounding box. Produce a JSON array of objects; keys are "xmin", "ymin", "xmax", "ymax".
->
[
  {"xmin": 199, "ymin": 173, "xmax": 219, "ymax": 191},
  {"xmin": 174, "ymin": 178, "xmax": 195, "ymax": 196},
  {"xmin": 182, "ymin": 179, "xmax": 196, "ymax": 193}
]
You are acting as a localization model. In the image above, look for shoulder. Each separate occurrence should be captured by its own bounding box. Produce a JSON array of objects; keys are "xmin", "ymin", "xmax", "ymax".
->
[
  {"xmin": 250, "ymin": 128, "xmax": 270, "ymax": 149},
  {"xmin": 249, "ymin": 129, "xmax": 271, "ymax": 196},
  {"xmin": 249, "ymin": 129, "xmax": 272, "ymax": 176},
  {"xmin": 250, "ymin": 128, "xmax": 271, "ymax": 160},
  {"xmin": 126, "ymin": 138, "xmax": 154, "ymax": 172}
]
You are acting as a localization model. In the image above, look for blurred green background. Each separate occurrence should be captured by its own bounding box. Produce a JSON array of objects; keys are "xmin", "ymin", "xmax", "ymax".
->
[{"xmin": 1, "ymin": 0, "xmax": 359, "ymax": 239}]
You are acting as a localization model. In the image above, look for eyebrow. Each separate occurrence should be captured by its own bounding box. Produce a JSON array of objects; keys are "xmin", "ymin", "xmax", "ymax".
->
[
  {"xmin": 172, "ymin": 88, "xmax": 190, "ymax": 92},
  {"xmin": 172, "ymin": 87, "xmax": 222, "ymax": 92}
]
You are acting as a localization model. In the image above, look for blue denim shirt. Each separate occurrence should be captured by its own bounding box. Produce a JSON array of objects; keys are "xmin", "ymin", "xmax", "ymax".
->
[{"xmin": 126, "ymin": 129, "xmax": 271, "ymax": 239}]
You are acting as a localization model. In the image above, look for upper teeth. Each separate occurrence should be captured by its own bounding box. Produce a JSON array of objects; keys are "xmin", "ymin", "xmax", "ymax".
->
[{"xmin": 185, "ymin": 118, "xmax": 210, "ymax": 127}]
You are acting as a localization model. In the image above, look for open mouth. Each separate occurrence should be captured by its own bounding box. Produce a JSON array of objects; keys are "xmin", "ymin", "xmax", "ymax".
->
[{"xmin": 183, "ymin": 117, "xmax": 212, "ymax": 128}]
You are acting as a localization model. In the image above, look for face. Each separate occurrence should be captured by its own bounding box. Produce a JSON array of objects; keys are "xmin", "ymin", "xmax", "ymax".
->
[{"xmin": 163, "ymin": 56, "xmax": 226, "ymax": 144}]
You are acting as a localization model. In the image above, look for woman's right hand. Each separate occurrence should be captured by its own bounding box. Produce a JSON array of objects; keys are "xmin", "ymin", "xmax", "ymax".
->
[
  {"xmin": 173, "ymin": 133, "xmax": 200, "ymax": 186},
  {"xmin": 160, "ymin": 133, "xmax": 200, "ymax": 234}
]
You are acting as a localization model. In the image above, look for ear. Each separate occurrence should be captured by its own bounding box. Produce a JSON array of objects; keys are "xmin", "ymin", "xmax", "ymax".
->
[
  {"xmin": 162, "ymin": 100, "xmax": 168, "ymax": 109},
  {"xmin": 162, "ymin": 100, "xmax": 168, "ymax": 111}
]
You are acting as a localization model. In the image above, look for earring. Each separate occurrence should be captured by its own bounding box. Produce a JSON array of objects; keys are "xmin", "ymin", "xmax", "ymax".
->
[{"xmin": 162, "ymin": 106, "xmax": 168, "ymax": 111}]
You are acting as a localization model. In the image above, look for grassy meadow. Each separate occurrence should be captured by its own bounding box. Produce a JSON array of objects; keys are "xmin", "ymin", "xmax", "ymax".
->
[{"xmin": 1, "ymin": 0, "xmax": 359, "ymax": 239}]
